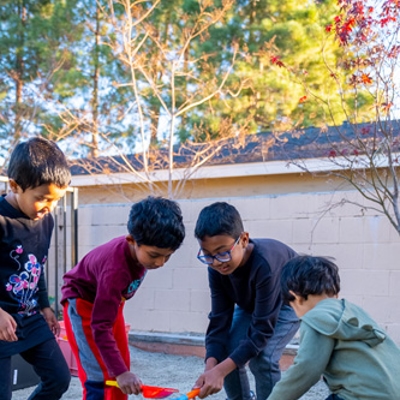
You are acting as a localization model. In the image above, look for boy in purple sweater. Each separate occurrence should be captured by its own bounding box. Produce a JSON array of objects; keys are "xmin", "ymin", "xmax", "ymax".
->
[
  {"xmin": 193, "ymin": 202, "xmax": 299, "ymax": 400},
  {"xmin": 61, "ymin": 197, "xmax": 185, "ymax": 400}
]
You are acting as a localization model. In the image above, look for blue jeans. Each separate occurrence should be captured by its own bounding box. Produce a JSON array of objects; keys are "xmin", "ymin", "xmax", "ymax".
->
[
  {"xmin": 224, "ymin": 304, "xmax": 299, "ymax": 400},
  {"xmin": 0, "ymin": 338, "xmax": 71, "ymax": 400}
]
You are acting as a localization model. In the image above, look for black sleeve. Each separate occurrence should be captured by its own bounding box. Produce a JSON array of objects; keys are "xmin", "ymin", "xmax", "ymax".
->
[{"xmin": 205, "ymin": 268, "xmax": 234, "ymax": 362}]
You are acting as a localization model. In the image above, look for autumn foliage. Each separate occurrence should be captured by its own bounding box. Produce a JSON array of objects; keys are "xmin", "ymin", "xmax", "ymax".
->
[
  {"xmin": 327, "ymin": 0, "xmax": 399, "ymax": 110},
  {"xmin": 277, "ymin": 0, "xmax": 400, "ymax": 235}
]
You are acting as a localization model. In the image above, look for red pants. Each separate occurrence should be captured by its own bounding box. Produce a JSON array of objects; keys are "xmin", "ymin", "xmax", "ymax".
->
[{"xmin": 63, "ymin": 299, "xmax": 129, "ymax": 400}]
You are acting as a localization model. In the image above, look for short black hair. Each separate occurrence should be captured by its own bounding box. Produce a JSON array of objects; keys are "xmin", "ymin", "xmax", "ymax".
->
[
  {"xmin": 127, "ymin": 196, "xmax": 185, "ymax": 250},
  {"xmin": 281, "ymin": 256, "xmax": 341, "ymax": 304},
  {"xmin": 7, "ymin": 137, "xmax": 71, "ymax": 191},
  {"xmin": 194, "ymin": 202, "xmax": 244, "ymax": 240}
]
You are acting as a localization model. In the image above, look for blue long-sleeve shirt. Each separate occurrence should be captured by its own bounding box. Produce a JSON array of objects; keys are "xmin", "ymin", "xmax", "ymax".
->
[{"xmin": 205, "ymin": 238, "xmax": 298, "ymax": 367}]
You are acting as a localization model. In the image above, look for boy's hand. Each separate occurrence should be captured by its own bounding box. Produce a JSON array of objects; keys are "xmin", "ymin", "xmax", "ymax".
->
[
  {"xmin": 116, "ymin": 371, "xmax": 142, "ymax": 395},
  {"xmin": 0, "ymin": 308, "xmax": 18, "ymax": 342},
  {"xmin": 195, "ymin": 358, "xmax": 236, "ymax": 399},
  {"xmin": 42, "ymin": 307, "xmax": 60, "ymax": 336},
  {"xmin": 195, "ymin": 368, "xmax": 225, "ymax": 398}
]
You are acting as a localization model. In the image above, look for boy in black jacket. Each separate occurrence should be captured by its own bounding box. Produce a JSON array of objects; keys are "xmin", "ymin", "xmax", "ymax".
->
[{"xmin": 193, "ymin": 202, "xmax": 299, "ymax": 400}]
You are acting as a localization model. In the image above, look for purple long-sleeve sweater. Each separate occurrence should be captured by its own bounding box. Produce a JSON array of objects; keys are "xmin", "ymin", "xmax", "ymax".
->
[{"xmin": 61, "ymin": 236, "xmax": 146, "ymax": 376}]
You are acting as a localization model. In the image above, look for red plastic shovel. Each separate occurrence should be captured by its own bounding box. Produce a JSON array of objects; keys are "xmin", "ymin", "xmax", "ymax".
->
[{"xmin": 106, "ymin": 380, "xmax": 179, "ymax": 399}]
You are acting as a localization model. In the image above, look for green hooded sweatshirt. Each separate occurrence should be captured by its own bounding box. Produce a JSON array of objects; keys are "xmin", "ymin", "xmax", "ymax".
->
[{"xmin": 268, "ymin": 298, "xmax": 400, "ymax": 400}]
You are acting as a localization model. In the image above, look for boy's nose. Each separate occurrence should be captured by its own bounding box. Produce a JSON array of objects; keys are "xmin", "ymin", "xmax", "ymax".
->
[
  {"xmin": 155, "ymin": 257, "xmax": 168, "ymax": 267},
  {"xmin": 211, "ymin": 258, "xmax": 223, "ymax": 267}
]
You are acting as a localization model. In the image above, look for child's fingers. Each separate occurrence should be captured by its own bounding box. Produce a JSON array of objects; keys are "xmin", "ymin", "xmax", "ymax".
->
[
  {"xmin": 10, "ymin": 317, "xmax": 17, "ymax": 329},
  {"xmin": 0, "ymin": 326, "xmax": 18, "ymax": 341},
  {"xmin": 53, "ymin": 323, "xmax": 60, "ymax": 336},
  {"xmin": 7, "ymin": 327, "xmax": 18, "ymax": 341}
]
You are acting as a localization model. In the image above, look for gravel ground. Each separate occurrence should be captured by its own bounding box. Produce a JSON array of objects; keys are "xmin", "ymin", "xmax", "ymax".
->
[{"xmin": 12, "ymin": 345, "xmax": 329, "ymax": 399}]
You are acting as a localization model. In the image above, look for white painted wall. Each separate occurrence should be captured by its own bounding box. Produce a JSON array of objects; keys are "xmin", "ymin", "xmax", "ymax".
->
[{"xmin": 73, "ymin": 191, "xmax": 400, "ymax": 344}]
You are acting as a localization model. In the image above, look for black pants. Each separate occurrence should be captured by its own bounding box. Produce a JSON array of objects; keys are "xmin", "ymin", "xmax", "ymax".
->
[
  {"xmin": 0, "ymin": 338, "xmax": 71, "ymax": 400},
  {"xmin": 325, "ymin": 395, "xmax": 344, "ymax": 400}
]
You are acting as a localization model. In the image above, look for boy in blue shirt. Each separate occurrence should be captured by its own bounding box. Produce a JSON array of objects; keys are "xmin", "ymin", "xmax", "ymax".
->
[
  {"xmin": 0, "ymin": 137, "xmax": 71, "ymax": 400},
  {"xmin": 193, "ymin": 202, "xmax": 299, "ymax": 400},
  {"xmin": 268, "ymin": 255, "xmax": 400, "ymax": 400}
]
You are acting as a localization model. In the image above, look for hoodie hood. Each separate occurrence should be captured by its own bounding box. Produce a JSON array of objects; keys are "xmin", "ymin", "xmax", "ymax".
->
[{"xmin": 302, "ymin": 298, "xmax": 386, "ymax": 347}]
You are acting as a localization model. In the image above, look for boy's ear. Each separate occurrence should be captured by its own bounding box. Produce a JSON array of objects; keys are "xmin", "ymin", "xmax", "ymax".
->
[
  {"xmin": 241, "ymin": 231, "xmax": 250, "ymax": 246},
  {"xmin": 289, "ymin": 290, "xmax": 304, "ymax": 304},
  {"xmin": 8, "ymin": 179, "xmax": 20, "ymax": 194},
  {"xmin": 125, "ymin": 234, "xmax": 136, "ymax": 246}
]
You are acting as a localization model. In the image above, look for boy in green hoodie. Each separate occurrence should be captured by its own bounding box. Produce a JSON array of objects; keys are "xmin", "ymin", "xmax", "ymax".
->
[{"xmin": 268, "ymin": 256, "xmax": 400, "ymax": 400}]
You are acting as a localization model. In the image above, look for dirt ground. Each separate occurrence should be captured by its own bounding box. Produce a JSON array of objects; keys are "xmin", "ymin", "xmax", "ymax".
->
[{"xmin": 12, "ymin": 345, "xmax": 329, "ymax": 399}]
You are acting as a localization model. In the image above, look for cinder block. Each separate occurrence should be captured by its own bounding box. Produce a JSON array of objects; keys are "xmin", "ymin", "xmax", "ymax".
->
[
  {"xmin": 249, "ymin": 219, "xmax": 293, "ymax": 244},
  {"xmin": 270, "ymin": 193, "xmax": 316, "ymax": 219},
  {"xmin": 189, "ymin": 199, "xmax": 213, "ymax": 222},
  {"xmin": 362, "ymin": 295, "xmax": 391, "ymax": 324},
  {"xmin": 332, "ymin": 243, "xmax": 364, "ymax": 270},
  {"xmin": 339, "ymin": 217, "xmax": 364, "ymax": 243},
  {"xmin": 388, "ymin": 297, "xmax": 400, "ymax": 323},
  {"xmin": 388, "ymin": 224, "xmax": 400, "ymax": 242},
  {"xmin": 169, "ymin": 250, "xmax": 193, "ymax": 269},
  {"xmin": 155, "ymin": 290, "xmax": 191, "ymax": 312},
  {"xmin": 177, "ymin": 199, "xmax": 193, "ymax": 222},
  {"xmin": 172, "ymin": 268, "xmax": 208, "ymax": 291},
  {"xmin": 292, "ymin": 219, "xmax": 314, "ymax": 245},
  {"xmin": 328, "ymin": 191, "xmax": 366, "ymax": 218},
  {"xmin": 190, "ymin": 290, "xmax": 211, "ymax": 312},
  {"xmin": 142, "ymin": 268, "xmax": 174, "ymax": 289},
  {"xmin": 363, "ymin": 243, "xmax": 400, "ymax": 270},
  {"xmin": 313, "ymin": 193, "xmax": 341, "ymax": 218},
  {"xmin": 76, "ymin": 245, "xmax": 94, "ymax": 261},
  {"xmin": 360, "ymin": 270, "xmax": 390, "ymax": 296},
  {"xmin": 389, "ymin": 271, "xmax": 400, "ymax": 296},
  {"xmin": 129, "ymin": 310, "xmax": 171, "ymax": 331},
  {"xmin": 340, "ymin": 270, "xmax": 365, "ymax": 296},
  {"xmin": 77, "ymin": 225, "xmax": 94, "ymax": 246},
  {"xmin": 234, "ymin": 197, "xmax": 271, "ymax": 221},
  {"xmin": 305, "ymin": 243, "xmax": 339, "ymax": 258},
  {"xmin": 170, "ymin": 311, "xmax": 209, "ymax": 333},
  {"xmin": 311, "ymin": 217, "xmax": 339, "ymax": 244},
  {"xmin": 386, "ymin": 323, "xmax": 400, "ymax": 344},
  {"xmin": 77, "ymin": 206, "xmax": 94, "ymax": 226},
  {"xmin": 363, "ymin": 216, "xmax": 391, "ymax": 243},
  {"xmin": 91, "ymin": 205, "xmax": 131, "ymax": 226},
  {"xmin": 292, "ymin": 243, "xmax": 313, "ymax": 254},
  {"xmin": 125, "ymin": 288, "xmax": 155, "ymax": 312},
  {"xmin": 79, "ymin": 225, "xmax": 126, "ymax": 246},
  {"xmin": 98, "ymin": 225, "xmax": 127, "ymax": 241}
]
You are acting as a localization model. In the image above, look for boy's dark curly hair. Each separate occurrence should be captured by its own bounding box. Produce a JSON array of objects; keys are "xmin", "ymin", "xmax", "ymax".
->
[
  {"xmin": 127, "ymin": 196, "xmax": 185, "ymax": 250},
  {"xmin": 7, "ymin": 137, "xmax": 71, "ymax": 190},
  {"xmin": 194, "ymin": 202, "xmax": 243, "ymax": 240},
  {"xmin": 281, "ymin": 255, "xmax": 341, "ymax": 304}
]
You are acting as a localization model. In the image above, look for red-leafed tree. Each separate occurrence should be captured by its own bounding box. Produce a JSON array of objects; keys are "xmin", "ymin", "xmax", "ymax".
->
[{"xmin": 281, "ymin": 0, "xmax": 400, "ymax": 235}]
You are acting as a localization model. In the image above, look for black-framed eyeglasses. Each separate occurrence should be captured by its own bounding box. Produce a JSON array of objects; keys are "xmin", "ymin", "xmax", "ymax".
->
[{"xmin": 197, "ymin": 236, "xmax": 241, "ymax": 265}]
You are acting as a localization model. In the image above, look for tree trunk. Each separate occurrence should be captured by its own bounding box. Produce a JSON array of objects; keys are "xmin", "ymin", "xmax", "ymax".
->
[{"xmin": 90, "ymin": 2, "xmax": 100, "ymax": 158}]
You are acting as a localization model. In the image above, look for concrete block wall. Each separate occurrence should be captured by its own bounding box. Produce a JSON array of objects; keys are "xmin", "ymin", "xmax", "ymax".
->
[{"xmin": 74, "ymin": 191, "xmax": 400, "ymax": 344}]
